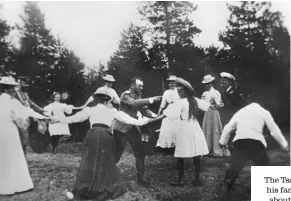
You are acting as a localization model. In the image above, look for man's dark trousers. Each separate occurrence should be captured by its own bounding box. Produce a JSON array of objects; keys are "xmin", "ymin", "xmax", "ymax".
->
[
  {"xmin": 114, "ymin": 127, "xmax": 147, "ymax": 182},
  {"xmin": 225, "ymin": 139, "xmax": 269, "ymax": 188}
]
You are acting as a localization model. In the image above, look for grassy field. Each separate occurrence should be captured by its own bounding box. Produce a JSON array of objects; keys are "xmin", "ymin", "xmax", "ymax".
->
[{"xmin": 0, "ymin": 139, "xmax": 289, "ymax": 201}]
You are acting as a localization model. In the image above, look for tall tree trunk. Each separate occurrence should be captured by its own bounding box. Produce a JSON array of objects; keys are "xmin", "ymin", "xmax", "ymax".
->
[{"xmin": 164, "ymin": 2, "xmax": 173, "ymax": 74}]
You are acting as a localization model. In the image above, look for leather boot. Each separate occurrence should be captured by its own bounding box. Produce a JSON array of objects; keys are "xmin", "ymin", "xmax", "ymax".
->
[
  {"xmin": 136, "ymin": 157, "xmax": 151, "ymax": 187},
  {"xmin": 170, "ymin": 158, "xmax": 184, "ymax": 186},
  {"xmin": 192, "ymin": 157, "xmax": 203, "ymax": 187}
]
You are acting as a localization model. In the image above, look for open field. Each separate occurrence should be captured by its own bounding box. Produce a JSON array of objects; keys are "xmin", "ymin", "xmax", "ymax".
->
[{"xmin": 0, "ymin": 137, "xmax": 289, "ymax": 201}]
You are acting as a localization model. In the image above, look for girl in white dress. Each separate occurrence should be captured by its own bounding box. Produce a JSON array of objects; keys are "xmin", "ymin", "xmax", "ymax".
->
[
  {"xmin": 156, "ymin": 75, "xmax": 180, "ymax": 150},
  {"xmin": 0, "ymin": 77, "xmax": 47, "ymax": 195},
  {"xmin": 149, "ymin": 77, "xmax": 210, "ymax": 187},
  {"xmin": 44, "ymin": 92, "xmax": 75, "ymax": 153},
  {"xmin": 201, "ymin": 75, "xmax": 230, "ymax": 157}
]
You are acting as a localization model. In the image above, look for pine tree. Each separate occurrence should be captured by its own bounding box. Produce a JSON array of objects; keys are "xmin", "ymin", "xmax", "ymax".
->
[
  {"xmin": 107, "ymin": 23, "xmax": 162, "ymax": 95},
  {"xmin": 0, "ymin": 4, "xmax": 15, "ymax": 75},
  {"xmin": 138, "ymin": 1, "xmax": 201, "ymax": 74}
]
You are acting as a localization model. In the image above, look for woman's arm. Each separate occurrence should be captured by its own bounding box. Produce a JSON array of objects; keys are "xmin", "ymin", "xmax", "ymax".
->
[
  {"xmin": 114, "ymin": 111, "xmax": 149, "ymax": 126},
  {"xmin": 212, "ymin": 91, "xmax": 224, "ymax": 108},
  {"xmin": 53, "ymin": 107, "xmax": 91, "ymax": 124},
  {"xmin": 148, "ymin": 114, "xmax": 166, "ymax": 124}
]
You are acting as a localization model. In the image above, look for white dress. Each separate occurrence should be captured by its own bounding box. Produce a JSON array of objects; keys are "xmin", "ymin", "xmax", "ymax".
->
[
  {"xmin": 156, "ymin": 88, "xmax": 180, "ymax": 148},
  {"xmin": 0, "ymin": 93, "xmax": 45, "ymax": 195},
  {"xmin": 163, "ymin": 97, "xmax": 210, "ymax": 158},
  {"xmin": 44, "ymin": 102, "xmax": 73, "ymax": 136}
]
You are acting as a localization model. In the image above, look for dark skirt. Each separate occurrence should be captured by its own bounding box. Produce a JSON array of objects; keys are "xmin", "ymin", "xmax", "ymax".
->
[{"xmin": 72, "ymin": 126, "xmax": 126, "ymax": 201}]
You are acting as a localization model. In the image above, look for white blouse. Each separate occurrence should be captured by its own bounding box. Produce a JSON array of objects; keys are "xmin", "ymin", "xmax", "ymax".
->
[
  {"xmin": 201, "ymin": 87, "xmax": 222, "ymax": 106},
  {"xmin": 58, "ymin": 104, "xmax": 146, "ymax": 127},
  {"xmin": 0, "ymin": 93, "xmax": 46, "ymax": 124},
  {"xmin": 219, "ymin": 103, "xmax": 288, "ymax": 148},
  {"xmin": 163, "ymin": 97, "xmax": 210, "ymax": 121},
  {"xmin": 160, "ymin": 88, "xmax": 180, "ymax": 109},
  {"xmin": 44, "ymin": 102, "xmax": 73, "ymax": 118}
]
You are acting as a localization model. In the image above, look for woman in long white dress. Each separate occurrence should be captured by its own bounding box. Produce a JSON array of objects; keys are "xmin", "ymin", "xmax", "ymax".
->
[
  {"xmin": 156, "ymin": 75, "xmax": 180, "ymax": 151},
  {"xmin": 201, "ymin": 75, "xmax": 230, "ymax": 157},
  {"xmin": 0, "ymin": 77, "xmax": 48, "ymax": 195},
  {"xmin": 149, "ymin": 78, "xmax": 210, "ymax": 187},
  {"xmin": 44, "ymin": 92, "xmax": 75, "ymax": 153}
]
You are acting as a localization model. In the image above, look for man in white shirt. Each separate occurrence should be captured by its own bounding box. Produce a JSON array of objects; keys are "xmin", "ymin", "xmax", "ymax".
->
[
  {"xmin": 219, "ymin": 102, "xmax": 289, "ymax": 192},
  {"xmin": 82, "ymin": 74, "xmax": 120, "ymax": 108}
]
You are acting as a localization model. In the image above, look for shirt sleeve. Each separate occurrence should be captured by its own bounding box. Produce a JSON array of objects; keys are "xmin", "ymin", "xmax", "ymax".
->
[
  {"xmin": 44, "ymin": 104, "xmax": 53, "ymax": 116},
  {"xmin": 114, "ymin": 111, "xmax": 146, "ymax": 126},
  {"xmin": 63, "ymin": 104, "xmax": 74, "ymax": 115},
  {"xmin": 12, "ymin": 99, "xmax": 46, "ymax": 119},
  {"xmin": 201, "ymin": 92, "xmax": 207, "ymax": 100},
  {"xmin": 159, "ymin": 91, "xmax": 168, "ymax": 109},
  {"xmin": 195, "ymin": 97, "xmax": 210, "ymax": 112},
  {"xmin": 59, "ymin": 107, "xmax": 91, "ymax": 124},
  {"xmin": 219, "ymin": 113, "xmax": 238, "ymax": 145},
  {"xmin": 264, "ymin": 110, "xmax": 288, "ymax": 149},
  {"xmin": 121, "ymin": 93, "xmax": 151, "ymax": 108},
  {"xmin": 112, "ymin": 89, "xmax": 120, "ymax": 104},
  {"xmin": 212, "ymin": 90, "xmax": 222, "ymax": 105}
]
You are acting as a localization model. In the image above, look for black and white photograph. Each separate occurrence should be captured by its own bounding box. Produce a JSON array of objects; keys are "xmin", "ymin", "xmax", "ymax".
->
[{"xmin": 0, "ymin": 1, "xmax": 290, "ymax": 201}]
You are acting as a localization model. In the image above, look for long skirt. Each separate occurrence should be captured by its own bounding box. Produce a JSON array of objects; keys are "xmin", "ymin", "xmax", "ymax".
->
[
  {"xmin": 202, "ymin": 108, "xmax": 230, "ymax": 157},
  {"xmin": 0, "ymin": 121, "xmax": 34, "ymax": 195},
  {"xmin": 72, "ymin": 126, "xmax": 126, "ymax": 201}
]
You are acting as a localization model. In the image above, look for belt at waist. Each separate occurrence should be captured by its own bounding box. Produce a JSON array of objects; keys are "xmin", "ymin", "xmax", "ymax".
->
[{"xmin": 91, "ymin": 123, "xmax": 109, "ymax": 129}]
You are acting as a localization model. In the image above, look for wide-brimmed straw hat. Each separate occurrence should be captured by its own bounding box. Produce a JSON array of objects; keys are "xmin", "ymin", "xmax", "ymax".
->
[
  {"xmin": 0, "ymin": 76, "xmax": 19, "ymax": 86},
  {"xmin": 202, "ymin": 75, "xmax": 215, "ymax": 84},
  {"xmin": 220, "ymin": 72, "xmax": 235, "ymax": 81},
  {"xmin": 93, "ymin": 87, "xmax": 112, "ymax": 101},
  {"xmin": 167, "ymin": 75, "xmax": 177, "ymax": 81},
  {"xmin": 175, "ymin": 77, "xmax": 195, "ymax": 95},
  {"xmin": 102, "ymin": 74, "xmax": 115, "ymax": 82}
]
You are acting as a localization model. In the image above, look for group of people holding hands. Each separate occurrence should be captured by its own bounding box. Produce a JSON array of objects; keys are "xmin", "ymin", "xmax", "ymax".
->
[{"xmin": 0, "ymin": 72, "xmax": 289, "ymax": 201}]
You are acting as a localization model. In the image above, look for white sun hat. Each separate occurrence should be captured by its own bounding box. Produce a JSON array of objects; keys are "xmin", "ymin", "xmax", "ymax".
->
[
  {"xmin": 202, "ymin": 75, "xmax": 215, "ymax": 84},
  {"xmin": 102, "ymin": 74, "xmax": 115, "ymax": 82},
  {"xmin": 167, "ymin": 75, "xmax": 177, "ymax": 81},
  {"xmin": 0, "ymin": 76, "xmax": 19, "ymax": 86},
  {"xmin": 220, "ymin": 72, "xmax": 235, "ymax": 81}
]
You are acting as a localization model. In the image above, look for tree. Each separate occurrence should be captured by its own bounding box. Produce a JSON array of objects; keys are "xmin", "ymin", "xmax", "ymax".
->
[
  {"xmin": 0, "ymin": 4, "xmax": 16, "ymax": 75},
  {"xmin": 138, "ymin": 1, "xmax": 201, "ymax": 74},
  {"xmin": 12, "ymin": 2, "xmax": 88, "ymax": 107},
  {"xmin": 107, "ymin": 23, "xmax": 162, "ymax": 96},
  {"xmin": 219, "ymin": 1, "xmax": 290, "ymax": 124},
  {"xmin": 218, "ymin": 2, "xmax": 288, "ymax": 82},
  {"xmin": 11, "ymin": 2, "xmax": 59, "ymax": 102}
]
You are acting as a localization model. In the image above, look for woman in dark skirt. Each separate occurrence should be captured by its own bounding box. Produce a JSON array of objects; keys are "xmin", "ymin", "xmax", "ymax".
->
[{"xmin": 51, "ymin": 88, "xmax": 148, "ymax": 201}]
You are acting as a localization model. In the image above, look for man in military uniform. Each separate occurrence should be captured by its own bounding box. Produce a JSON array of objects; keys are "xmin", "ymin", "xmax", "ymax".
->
[
  {"xmin": 220, "ymin": 72, "xmax": 245, "ymax": 150},
  {"xmin": 112, "ymin": 77, "xmax": 162, "ymax": 187}
]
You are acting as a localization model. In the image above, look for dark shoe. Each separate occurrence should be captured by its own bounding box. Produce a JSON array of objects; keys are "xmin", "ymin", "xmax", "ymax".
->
[
  {"xmin": 192, "ymin": 178, "xmax": 203, "ymax": 187},
  {"xmin": 169, "ymin": 179, "xmax": 184, "ymax": 186},
  {"xmin": 137, "ymin": 175, "xmax": 151, "ymax": 187}
]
